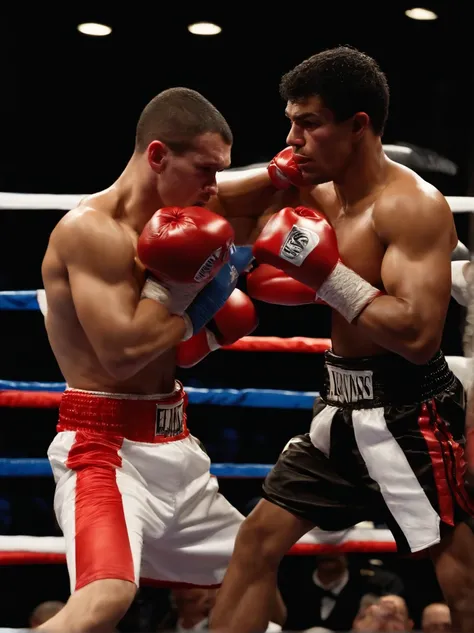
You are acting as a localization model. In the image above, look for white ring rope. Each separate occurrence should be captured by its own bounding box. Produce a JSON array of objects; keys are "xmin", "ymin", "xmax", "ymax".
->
[
  {"xmin": 0, "ymin": 191, "xmax": 473, "ymax": 213},
  {"xmin": 0, "ymin": 527, "xmax": 395, "ymax": 558}
]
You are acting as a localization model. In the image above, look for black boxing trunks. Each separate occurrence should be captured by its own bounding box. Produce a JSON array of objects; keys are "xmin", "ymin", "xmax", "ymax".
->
[{"xmin": 262, "ymin": 350, "xmax": 474, "ymax": 554}]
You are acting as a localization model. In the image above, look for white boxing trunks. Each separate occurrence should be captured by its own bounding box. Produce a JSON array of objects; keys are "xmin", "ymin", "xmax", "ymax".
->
[{"xmin": 47, "ymin": 382, "xmax": 244, "ymax": 592}]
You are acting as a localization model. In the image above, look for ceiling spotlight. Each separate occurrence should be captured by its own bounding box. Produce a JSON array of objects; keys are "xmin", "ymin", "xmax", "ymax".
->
[
  {"xmin": 188, "ymin": 22, "xmax": 222, "ymax": 36},
  {"xmin": 77, "ymin": 22, "xmax": 112, "ymax": 36},
  {"xmin": 405, "ymin": 8, "xmax": 438, "ymax": 20}
]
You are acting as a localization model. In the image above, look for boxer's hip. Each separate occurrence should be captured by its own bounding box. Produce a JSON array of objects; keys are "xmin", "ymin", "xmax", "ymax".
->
[
  {"xmin": 320, "ymin": 349, "xmax": 459, "ymax": 408},
  {"xmin": 57, "ymin": 381, "xmax": 188, "ymax": 443},
  {"xmin": 263, "ymin": 351, "xmax": 470, "ymax": 553}
]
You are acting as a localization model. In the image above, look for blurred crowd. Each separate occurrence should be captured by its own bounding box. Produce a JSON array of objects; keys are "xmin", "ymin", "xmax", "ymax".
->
[{"xmin": 23, "ymin": 553, "xmax": 453, "ymax": 633}]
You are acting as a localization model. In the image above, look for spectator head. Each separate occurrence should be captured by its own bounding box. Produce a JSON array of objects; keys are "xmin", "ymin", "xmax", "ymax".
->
[
  {"xmin": 422, "ymin": 603, "xmax": 451, "ymax": 633},
  {"xmin": 353, "ymin": 594, "xmax": 413, "ymax": 632}
]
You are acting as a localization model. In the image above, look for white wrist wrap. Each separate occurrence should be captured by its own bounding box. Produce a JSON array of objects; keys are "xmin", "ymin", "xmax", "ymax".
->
[
  {"xmin": 451, "ymin": 260, "xmax": 470, "ymax": 307},
  {"xmin": 141, "ymin": 277, "xmax": 202, "ymax": 315},
  {"xmin": 317, "ymin": 262, "xmax": 381, "ymax": 322},
  {"xmin": 141, "ymin": 277, "xmax": 171, "ymax": 308}
]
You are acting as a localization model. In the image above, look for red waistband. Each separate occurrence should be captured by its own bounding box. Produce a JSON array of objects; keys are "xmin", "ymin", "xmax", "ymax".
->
[{"xmin": 57, "ymin": 384, "xmax": 189, "ymax": 443}]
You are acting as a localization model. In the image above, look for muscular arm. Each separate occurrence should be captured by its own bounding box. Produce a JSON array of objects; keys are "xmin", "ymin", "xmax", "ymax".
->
[
  {"xmin": 57, "ymin": 211, "xmax": 186, "ymax": 380},
  {"xmin": 210, "ymin": 168, "xmax": 301, "ymax": 244},
  {"xmin": 354, "ymin": 193, "xmax": 457, "ymax": 364}
]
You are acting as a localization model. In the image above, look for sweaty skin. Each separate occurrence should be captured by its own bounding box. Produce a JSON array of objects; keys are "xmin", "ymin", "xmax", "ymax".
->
[
  {"xmin": 42, "ymin": 131, "xmax": 233, "ymax": 396},
  {"xmin": 42, "ymin": 191, "xmax": 184, "ymax": 395},
  {"xmin": 213, "ymin": 159, "xmax": 457, "ymax": 365}
]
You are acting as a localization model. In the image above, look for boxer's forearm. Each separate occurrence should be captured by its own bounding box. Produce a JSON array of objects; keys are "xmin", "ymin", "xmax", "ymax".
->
[
  {"xmin": 99, "ymin": 302, "xmax": 186, "ymax": 380},
  {"xmin": 354, "ymin": 295, "xmax": 441, "ymax": 365},
  {"xmin": 217, "ymin": 166, "xmax": 269, "ymax": 185},
  {"xmin": 214, "ymin": 169, "xmax": 277, "ymax": 219}
]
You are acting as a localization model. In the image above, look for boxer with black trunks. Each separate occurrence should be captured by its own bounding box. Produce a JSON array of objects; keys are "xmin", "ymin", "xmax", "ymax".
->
[
  {"xmin": 39, "ymin": 87, "xmax": 289, "ymax": 633},
  {"xmin": 209, "ymin": 46, "xmax": 474, "ymax": 633}
]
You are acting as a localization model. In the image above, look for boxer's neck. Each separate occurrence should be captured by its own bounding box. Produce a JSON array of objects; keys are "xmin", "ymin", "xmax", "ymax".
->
[
  {"xmin": 113, "ymin": 153, "xmax": 164, "ymax": 234},
  {"xmin": 333, "ymin": 136, "xmax": 388, "ymax": 210}
]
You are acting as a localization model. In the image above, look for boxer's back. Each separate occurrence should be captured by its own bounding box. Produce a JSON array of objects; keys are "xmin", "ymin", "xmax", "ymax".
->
[
  {"xmin": 42, "ymin": 196, "xmax": 176, "ymax": 394},
  {"xmin": 304, "ymin": 160, "xmax": 456, "ymax": 358}
]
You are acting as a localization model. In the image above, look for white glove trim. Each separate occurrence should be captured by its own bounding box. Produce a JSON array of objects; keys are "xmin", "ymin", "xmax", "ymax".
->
[{"xmin": 205, "ymin": 328, "xmax": 221, "ymax": 352}]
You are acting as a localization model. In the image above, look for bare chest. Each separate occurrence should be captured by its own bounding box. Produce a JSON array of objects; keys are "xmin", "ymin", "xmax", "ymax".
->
[{"xmin": 330, "ymin": 207, "xmax": 385, "ymax": 287}]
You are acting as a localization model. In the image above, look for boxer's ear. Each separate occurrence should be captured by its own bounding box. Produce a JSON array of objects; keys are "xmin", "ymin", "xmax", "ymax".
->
[
  {"xmin": 351, "ymin": 112, "xmax": 370, "ymax": 139},
  {"xmin": 147, "ymin": 141, "xmax": 168, "ymax": 173}
]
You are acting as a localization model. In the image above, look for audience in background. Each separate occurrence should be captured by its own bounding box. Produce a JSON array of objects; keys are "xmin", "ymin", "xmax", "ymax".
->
[
  {"xmin": 281, "ymin": 554, "xmax": 405, "ymax": 631},
  {"xmin": 157, "ymin": 587, "xmax": 218, "ymax": 632},
  {"xmin": 23, "ymin": 588, "xmax": 452, "ymax": 632},
  {"xmin": 155, "ymin": 587, "xmax": 282, "ymax": 633},
  {"xmin": 421, "ymin": 603, "xmax": 452, "ymax": 633},
  {"xmin": 352, "ymin": 594, "xmax": 413, "ymax": 632}
]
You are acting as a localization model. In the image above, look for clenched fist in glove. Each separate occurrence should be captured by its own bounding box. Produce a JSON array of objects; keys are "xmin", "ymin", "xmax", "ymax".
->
[
  {"xmin": 252, "ymin": 206, "xmax": 382, "ymax": 322},
  {"xmin": 247, "ymin": 263, "xmax": 327, "ymax": 306},
  {"xmin": 268, "ymin": 147, "xmax": 306, "ymax": 190},
  {"xmin": 177, "ymin": 289, "xmax": 258, "ymax": 367},
  {"xmin": 138, "ymin": 206, "xmax": 234, "ymax": 315}
]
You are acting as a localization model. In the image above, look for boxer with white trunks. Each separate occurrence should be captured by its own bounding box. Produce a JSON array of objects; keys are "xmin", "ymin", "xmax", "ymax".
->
[
  {"xmin": 209, "ymin": 46, "xmax": 474, "ymax": 633},
  {"xmin": 40, "ymin": 87, "xmax": 284, "ymax": 633}
]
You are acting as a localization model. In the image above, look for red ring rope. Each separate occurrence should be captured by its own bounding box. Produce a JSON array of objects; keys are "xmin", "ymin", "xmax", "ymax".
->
[
  {"xmin": 0, "ymin": 390, "xmax": 61, "ymax": 408},
  {"xmin": 222, "ymin": 336, "xmax": 331, "ymax": 353}
]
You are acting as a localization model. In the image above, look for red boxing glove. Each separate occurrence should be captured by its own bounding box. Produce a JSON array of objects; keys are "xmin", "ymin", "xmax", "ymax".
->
[
  {"xmin": 177, "ymin": 289, "xmax": 258, "ymax": 367},
  {"xmin": 138, "ymin": 206, "xmax": 234, "ymax": 315},
  {"xmin": 138, "ymin": 206, "xmax": 233, "ymax": 283},
  {"xmin": 267, "ymin": 147, "xmax": 306, "ymax": 190},
  {"xmin": 253, "ymin": 207, "xmax": 382, "ymax": 322},
  {"xmin": 247, "ymin": 264, "xmax": 321, "ymax": 306}
]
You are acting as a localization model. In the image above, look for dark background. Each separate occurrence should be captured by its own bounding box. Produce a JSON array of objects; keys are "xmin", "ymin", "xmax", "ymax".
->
[{"xmin": 0, "ymin": 1, "xmax": 473, "ymax": 628}]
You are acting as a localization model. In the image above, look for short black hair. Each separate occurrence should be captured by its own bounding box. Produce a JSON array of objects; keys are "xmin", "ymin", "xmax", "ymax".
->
[
  {"xmin": 135, "ymin": 87, "xmax": 233, "ymax": 153},
  {"xmin": 279, "ymin": 46, "xmax": 390, "ymax": 135}
]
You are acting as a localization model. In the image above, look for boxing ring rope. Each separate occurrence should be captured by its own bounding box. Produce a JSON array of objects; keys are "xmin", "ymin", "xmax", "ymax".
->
[
  {"xmin": 0, "ymin": 529, "xmax": 397, "ymax": 566},
  {"xmin": 1, "ymin": 192, "xmax": 473, "ymax": 566},
  {"xmin": 1, "ymin": 191, "xmax": 474, "ymax": 213}
]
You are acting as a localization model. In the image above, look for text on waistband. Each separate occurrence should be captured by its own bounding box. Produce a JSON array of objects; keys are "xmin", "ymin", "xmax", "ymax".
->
[
  {"xmin": 155, "ymin": 401, "xmax": 184, "ymax": 436},
  {"xmin": 327, "ymin": 366, "xmax": 374, "ymax": 403}
]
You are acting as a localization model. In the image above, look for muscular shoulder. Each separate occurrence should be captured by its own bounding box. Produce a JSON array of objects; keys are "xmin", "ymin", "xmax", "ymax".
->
[
  {"xmin": 373, "ymin": 172, "xmax": 455, "ymax": 250},
  {"xmin": 52, "ymin": 205, "xmax": 134, "ymax": 274}
]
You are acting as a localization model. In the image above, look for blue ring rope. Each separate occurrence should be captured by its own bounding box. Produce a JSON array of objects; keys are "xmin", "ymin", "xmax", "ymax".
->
[
  {"xmin": 0, "ymin": 290, "xmax": 40, "ymax": 310},
  {"xmin": 0, "ymin": 286, "xmax": 313, "ymax": 478},
  {"xmin": 0, "ymin": 381, "xmax": 319, "ymax": 409},
  {"xmin": 0, "ymin": 288, "xmax": 321, "ymax": 408},
  {"xmin": 0, "ymin": 458, "xmax": 272, "ymax": 478}
]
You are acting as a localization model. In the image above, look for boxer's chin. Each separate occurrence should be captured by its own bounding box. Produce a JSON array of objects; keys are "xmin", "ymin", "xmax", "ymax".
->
[{"xmin": 302, "ymin": 170, "xmax": 331, "ymax": 186}]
